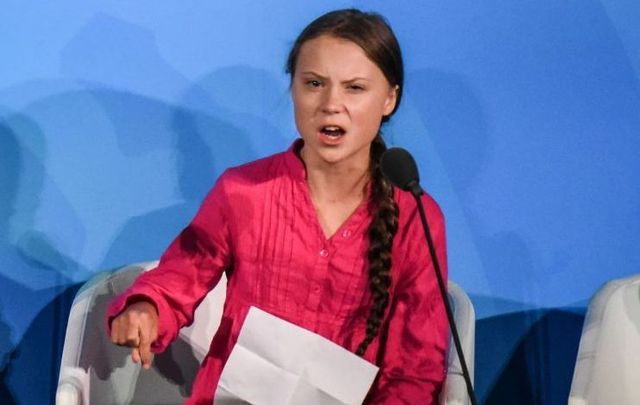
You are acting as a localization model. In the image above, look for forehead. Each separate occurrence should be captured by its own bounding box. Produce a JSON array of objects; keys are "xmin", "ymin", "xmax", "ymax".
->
[{"xmin": 295, "ymin": 35, "xmax": 385, "ymax": 79}]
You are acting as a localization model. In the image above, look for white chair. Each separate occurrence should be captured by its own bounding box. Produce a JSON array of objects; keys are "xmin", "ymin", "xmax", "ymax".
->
[
  {"xmin": 56, "ymin": 262, "xmax": 475, "ymax": 404},
  {"xmin": 569, "ymin": 274, "xmax": 640, "ymax": 405},
  {"xmin": 440, "ymin": 282, "xmax": 475, "ymax": 405},
  {"xmin": 56, "ymin": 261, "xmax": 225, "ymax": 405}
]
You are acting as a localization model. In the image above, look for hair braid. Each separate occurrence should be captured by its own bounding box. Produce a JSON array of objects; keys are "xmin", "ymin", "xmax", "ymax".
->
[{"xmin": 355, "ymin": 135, "xmax": 399, "ymax": 357}]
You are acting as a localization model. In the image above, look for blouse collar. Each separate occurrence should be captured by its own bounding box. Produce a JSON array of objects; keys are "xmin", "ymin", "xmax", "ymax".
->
[
  {"xmin": 284, "ymin": 138, "xmax": 307, "ymax": 183},
  {"xmin": 283, "ymin": 138, "xmax": 375, "ymax": 207}
]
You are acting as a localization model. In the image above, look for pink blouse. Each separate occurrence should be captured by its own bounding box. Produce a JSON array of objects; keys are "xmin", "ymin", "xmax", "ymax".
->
[{"xmin": 107, "ymin": 140, "xmax": 449, "ymax": 404}]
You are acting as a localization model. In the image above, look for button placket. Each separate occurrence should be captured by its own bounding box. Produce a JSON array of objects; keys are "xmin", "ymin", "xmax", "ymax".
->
[
  {"xmin": 307, "ymin": 280, "xmax": 322, "ymax": 312},
  {"xmin": 308, "ymin": 244, "xmax": 330, "ymax": 312}
]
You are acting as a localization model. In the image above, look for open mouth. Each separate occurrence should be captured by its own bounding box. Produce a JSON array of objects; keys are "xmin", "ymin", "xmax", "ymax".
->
[{"xmin": 320, "ymin": 125, "xmax": 346, "ymax": 138}]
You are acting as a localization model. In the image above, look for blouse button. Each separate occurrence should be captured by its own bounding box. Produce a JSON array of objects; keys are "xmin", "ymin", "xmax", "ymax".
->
[
  {"xmin": 319, "ymin": 248, "xmax": 329, "ymax": 257},
  {"xmin": 341, "ymin": 229, "xmax": 352, "ymax": 238}
]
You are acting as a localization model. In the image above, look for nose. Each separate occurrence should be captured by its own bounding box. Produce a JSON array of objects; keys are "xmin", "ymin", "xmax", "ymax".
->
[{"xmin": 320, "ymin": 85, "xmax": 344, "ymax": 114}]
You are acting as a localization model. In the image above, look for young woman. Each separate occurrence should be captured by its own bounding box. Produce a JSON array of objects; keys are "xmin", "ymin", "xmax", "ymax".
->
[{"xmin": 108, "ymin": 9, "xmax": 449, "ymax": 404}]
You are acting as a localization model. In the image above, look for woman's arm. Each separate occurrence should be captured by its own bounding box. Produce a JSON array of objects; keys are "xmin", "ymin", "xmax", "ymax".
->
[{"xmin": 106, "ymin": 173, "xmax": 233, "ymax": 354}]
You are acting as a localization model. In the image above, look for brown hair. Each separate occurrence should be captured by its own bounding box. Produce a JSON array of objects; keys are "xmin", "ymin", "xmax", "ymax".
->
[{"xmin": 286, "ymin": 9, "xmax": 402, "ymax": 356}]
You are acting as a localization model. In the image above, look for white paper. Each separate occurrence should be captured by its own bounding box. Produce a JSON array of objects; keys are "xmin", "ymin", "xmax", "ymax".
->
[{"xmin": 213, "ymin": 306, "xmax": 379, "ymax": 405}]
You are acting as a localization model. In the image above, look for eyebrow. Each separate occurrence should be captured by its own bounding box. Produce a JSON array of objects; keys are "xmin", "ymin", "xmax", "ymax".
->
[{"xmin": 300, "ymin": 71, "xmax": 370, "ymax": 83}]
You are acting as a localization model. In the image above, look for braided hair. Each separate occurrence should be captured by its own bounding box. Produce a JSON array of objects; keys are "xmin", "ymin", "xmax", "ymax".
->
[
  {"xmin": 286, "ymin": 9, "xmax": 404, "ymax": 356},
  {"xmin": 355, "ymin": 134, "xmax": 399, "ymax": 356}
]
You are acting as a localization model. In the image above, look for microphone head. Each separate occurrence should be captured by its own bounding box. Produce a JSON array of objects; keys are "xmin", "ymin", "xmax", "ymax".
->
[{"xmin": 380, "ymin": 147, "xmax": 421, "ymax": 194}]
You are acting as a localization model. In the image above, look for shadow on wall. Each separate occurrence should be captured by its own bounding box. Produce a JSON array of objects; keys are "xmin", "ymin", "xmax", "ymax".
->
[
  {"xmin": 179, "ymin": 64, "xmax": 292, "ymax": 156},
  {"xmin": 406, "ymin": 67, "xmax": 534, "ymax": 302},
  {"xmin": 408, "ymin": 68, "xmax": 540, "ymax": 306},
  {"xmin": 477, "ymin": 308, "xmax": 585, "ymax": 405},
  {"xmin": 408, "ymin": 68, "xmax": 548, "ymax": 401},
  {"xmin": 0, "ymin": 86, "xmax": 263, "ymax": 402},
  {"xmin": 0, "ymin": 283, "xmax": 81, "ymax": 405},
  {"xmin": 2, "ymin": 12, "xmax": 292, "ymax": 402},
  {"xmin": 0, "ymin": 302, "xmax": 15, "ymax": 404},
  {"xmin": 408, "ymin": 66, "xmax": 590, "ymax": 403},
  {"xmin": 94, "ymin": 82, "xmax": 268, "ymax": 270},
  {"xmin": 63, "ymin": 17, "xmax": 291, "ymax": 270},
  {"xmin": 85, "ymin": 88, "xmax": 252, "ymax": 268},
  {"xmin": 0, "ymin": 117, "xmax": 81, "ymax": 283},
  {"xmin": 0, "ymin": 118, "xmax": 84, "ymax": 404},
  {"xmin": 408, "ymin": 69, "xmax": 489, "ymax": 196},
  {"xmin": 408, "ymin": 0, "xmax": 640, "ymax": 302}
]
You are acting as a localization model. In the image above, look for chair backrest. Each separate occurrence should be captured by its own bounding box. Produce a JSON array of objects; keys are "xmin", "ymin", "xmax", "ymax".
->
[
  {"xmin": 569, "ymin": 274, "xmax": 640, "ymax": 405},
  {"xmin": 57, "ymin": 263, "xmax": 475, "ymax": 404},
  {"xmin": 440, "ymin": 281, "xmax": 476, "ymax": 405},
  {"xmin": 57, "ymin": 261, "xmax": 227, "ymax": 405}
]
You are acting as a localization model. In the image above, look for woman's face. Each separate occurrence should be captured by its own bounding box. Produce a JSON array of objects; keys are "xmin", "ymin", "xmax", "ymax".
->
[{"xmin": 292, "ymin": 35, "xmax": 398, "ymax": 169}]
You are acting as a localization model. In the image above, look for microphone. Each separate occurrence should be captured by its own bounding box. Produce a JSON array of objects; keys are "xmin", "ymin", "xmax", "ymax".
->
[
  {"xmin": 380, "ymin": 147, "xmax": 478, "ymax": 405},
  {"xmin": 380, "ymin": 147, "xmax": 422, "ymax": 196}
]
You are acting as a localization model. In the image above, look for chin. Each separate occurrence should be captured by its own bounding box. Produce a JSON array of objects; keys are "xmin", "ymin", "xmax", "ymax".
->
[{"xmin": 317, "ymin": 151, "xmax": 346, "ymax": 164}]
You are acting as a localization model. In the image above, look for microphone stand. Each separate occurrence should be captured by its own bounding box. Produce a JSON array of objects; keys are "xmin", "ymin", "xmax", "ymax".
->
[{"xmin": 407, "ymin": 183, "xmax": 477, "ymax": 405}]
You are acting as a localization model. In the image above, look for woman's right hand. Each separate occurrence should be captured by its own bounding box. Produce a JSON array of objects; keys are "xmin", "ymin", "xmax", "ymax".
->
[{"xmin": 110, "ymin": 300, "xmax": 159, "ymax": 369}]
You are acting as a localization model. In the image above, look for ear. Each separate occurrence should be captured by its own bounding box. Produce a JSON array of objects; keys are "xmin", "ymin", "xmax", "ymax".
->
[{"xmin": 382, "ymin": 85, "xmax": 399, "ymax": 116}]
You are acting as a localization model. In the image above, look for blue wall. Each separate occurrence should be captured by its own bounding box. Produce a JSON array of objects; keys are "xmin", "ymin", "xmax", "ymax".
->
[{"xmin": 1, "ymin": 1, "xmax": 639, "ymax": 403}]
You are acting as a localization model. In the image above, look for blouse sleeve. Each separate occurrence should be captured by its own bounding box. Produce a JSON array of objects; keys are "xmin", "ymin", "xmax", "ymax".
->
[
  {"xmin": 366, "ymin": 194, "xmax": 449, "ymax": 404},
  {"xmin": 106, "ymin": 173, "xmax": 233, "ymax": 352}
]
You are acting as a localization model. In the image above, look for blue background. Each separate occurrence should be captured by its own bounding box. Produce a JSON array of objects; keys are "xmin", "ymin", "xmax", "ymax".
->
[{"xmin": 1, "ymin": 1, "xmax": 639, "ymax": 403}]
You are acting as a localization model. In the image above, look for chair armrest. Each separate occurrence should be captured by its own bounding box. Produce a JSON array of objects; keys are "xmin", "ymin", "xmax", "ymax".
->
[
  {"xmin": 440, "ymin": 282, "xmax": 475, "ymax": 405},
  {"xmin": 440, "ymin": 372, "xmax": 471, "ymax": 405},
  {"xmin": 56, "ymin": 367, "xmax": 89, "ymax": 405},
  {"xmin": 56, "ymin": 382, "xmax": 81, "ymax": 405}
]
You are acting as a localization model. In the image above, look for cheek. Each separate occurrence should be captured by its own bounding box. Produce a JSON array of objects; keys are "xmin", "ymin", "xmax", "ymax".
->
[
  {"xmin": 293, "ymin": 93, "xmax": 315, "ymax": 116},
  {"xmin": 292, "ymin": 97, "xmax": 316, "ymax": 136},
  {"xmin": 351, "ymin": 98, "xmax": 386, "ymax": 128},
  {"xmin": 292, "ymin": 96, "xmax": 307, "ymax": 120}
]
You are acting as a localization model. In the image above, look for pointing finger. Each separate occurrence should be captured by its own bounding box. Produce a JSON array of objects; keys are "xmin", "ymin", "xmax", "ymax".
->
[{"xmin": 139, "ymin": 330, "xmax": 152, "ymax": 369}]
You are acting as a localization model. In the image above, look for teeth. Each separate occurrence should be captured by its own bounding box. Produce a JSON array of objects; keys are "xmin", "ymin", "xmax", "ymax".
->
[{"xmin": 322, "ymin": 126, "xmax": 344, "ymax": 135}]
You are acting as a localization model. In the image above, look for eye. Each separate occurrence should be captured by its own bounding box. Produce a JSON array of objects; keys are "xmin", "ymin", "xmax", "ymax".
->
[
  {"xmin": 306, "ymin": 79, "xmax": 322, "ymax": 88},
  {"xmin": 348, "ymin": 84, "xmax": 365, "ymax": 92}
]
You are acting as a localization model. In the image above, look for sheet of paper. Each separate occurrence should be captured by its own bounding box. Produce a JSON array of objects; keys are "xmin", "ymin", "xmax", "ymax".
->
[{"xmin": 213, "ymin": 306, "xmax": 379, "ymax": 405}]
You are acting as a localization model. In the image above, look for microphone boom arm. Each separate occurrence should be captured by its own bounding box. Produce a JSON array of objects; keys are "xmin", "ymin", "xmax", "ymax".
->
[{"xmin": 411, "ymin": 189, "xmax": 478, "ymax": 405}]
